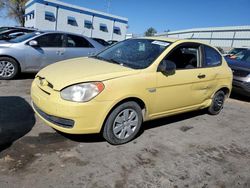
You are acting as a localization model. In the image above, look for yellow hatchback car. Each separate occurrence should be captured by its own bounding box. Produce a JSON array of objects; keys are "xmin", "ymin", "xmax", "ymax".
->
[{"xmin": 31, "ymin": 37, "xmax": 232, "ymax": 145}]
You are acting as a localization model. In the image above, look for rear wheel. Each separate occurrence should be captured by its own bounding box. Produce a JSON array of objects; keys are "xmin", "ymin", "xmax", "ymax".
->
[
  {"xmin": 0, "ymin": 57, "xmax": 19, "ymax": 80},
  {"xmin": 103, "ymin": 101, "xmax": 143, "ymax": 145},
  {"xmin": 208, "ymin": 90, "xmax": 225, "ymax": 115}
]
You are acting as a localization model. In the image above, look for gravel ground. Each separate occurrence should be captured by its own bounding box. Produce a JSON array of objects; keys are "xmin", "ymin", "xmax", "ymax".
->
[{"xmin": 0, "ymin": 75, "xmax": 250, "ymax": 188}]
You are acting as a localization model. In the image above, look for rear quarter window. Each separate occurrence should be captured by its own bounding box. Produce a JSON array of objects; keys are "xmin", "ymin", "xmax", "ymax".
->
[
  {"xmin": 66, "ymin": 34, "xmax": 93, "ymax": 48},
  {"xmin": 204, "ymin": 45, "xmax": 222, "ymax": 67}
]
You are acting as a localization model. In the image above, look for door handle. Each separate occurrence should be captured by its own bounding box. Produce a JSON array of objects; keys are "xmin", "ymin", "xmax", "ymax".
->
[
  {"xmin": 197, "ymin": 74, "xmax": 206, "ymax": 79},
  {"xmin": 56, "ymin": 51, "xmax": 64, "ymax": 55}
]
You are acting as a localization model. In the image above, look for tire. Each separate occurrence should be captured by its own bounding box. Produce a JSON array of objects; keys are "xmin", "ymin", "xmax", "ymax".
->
[
  {"xmin": 103, "ymin": 101, "xmax": 143, "ymax": 145},
  {"xmin": 0, "ymin": 57, "xmax": 19, "ymax": 80},
  {"xmin": 208, "ymin": 90, "xmax": 225, "ymax": 115}
]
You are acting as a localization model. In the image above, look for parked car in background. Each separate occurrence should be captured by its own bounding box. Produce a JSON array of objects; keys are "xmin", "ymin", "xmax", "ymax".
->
[
  {"xmin": 0, "ymin": 31, "xmax": 105, "ymax": 80},
  {"xmin": 0, "ymin": 27, "xmax": 37, "ymax": 41},
  {"xmin": 107, "ymin": 40, "xmax": 118, "ymax": 45},
  {"xmin": 0, "ymin": 27, "xmax": 16, "ymax": 33},
  {"xmin": 31, "ymin": 37, "xmax": 232, "ymax": 145},
  {"xmin": 92, "ymin": 38, "xmax": 110, "ymax": 47},
  {"xmin": 0, "ymin": 26, "xmax": 29, "ymax": 33},
  {"xmin": 225, "ymin": 49, "xmax": 250, "ymax": 97},
  {"xmin": 225, "ymin": 48, "xmax": 248, "ymax": 58}
]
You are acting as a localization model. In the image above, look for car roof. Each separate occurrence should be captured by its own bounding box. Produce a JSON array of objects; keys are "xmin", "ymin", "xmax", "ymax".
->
[
  {"xmin": 40, "ymin": 30, "xmax": 90, "ymax": 38},
  {"xmin": 143, "ymin": 36, "xmax": 224, "ymax": 47},
  {"xmin": 143, "ymin": 36, "xmax": 179, "ymax": 43},
  {"xmin": 4, "ymin": 27, "xmax": 37, "ymax": 30}
]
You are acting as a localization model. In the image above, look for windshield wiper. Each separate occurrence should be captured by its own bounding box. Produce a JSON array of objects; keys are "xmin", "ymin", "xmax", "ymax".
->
[
  {"xmin": 92, "ymin": 56, "xmax": 123, "ymax": 66},
  {"xmin": 92, "ymin": 56, "xmax": 106, "ymax": 61},
  {"xmin": 109, "ymin": 58, "xmax": 122, "ymax": 65}
]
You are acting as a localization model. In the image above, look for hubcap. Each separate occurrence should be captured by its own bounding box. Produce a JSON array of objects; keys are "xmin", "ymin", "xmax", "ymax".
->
[
  {"xmin": 0, "ymin": 61, "xmax": 15, "ymax": 78},
  {"xmin": 213, "ymin": 94, "xmax": 224, "ymax": 111},
  {"xmin": 113, "ymin": 109, "xmax": 139, "ymax": 139}
]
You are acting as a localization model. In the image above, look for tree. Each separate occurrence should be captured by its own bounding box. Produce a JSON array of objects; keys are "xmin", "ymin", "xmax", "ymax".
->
[
  {"xmin": 144, "ymin": 27, "xmax": 157, "ymax": 37},
  {"xmin": 0, "ymin": 0, "xmax": 28, "ymax": 26}
]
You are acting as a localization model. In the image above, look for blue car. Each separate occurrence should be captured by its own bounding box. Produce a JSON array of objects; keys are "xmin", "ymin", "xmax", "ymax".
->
[{"xmin": 225, "ymin": 49, "xmax": 250, "ymax": 97}]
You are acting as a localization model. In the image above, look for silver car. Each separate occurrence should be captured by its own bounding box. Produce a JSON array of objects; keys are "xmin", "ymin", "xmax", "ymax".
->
[{"xmin": 0, "ymin": 31, "xmax": 104, "ymax": 80}]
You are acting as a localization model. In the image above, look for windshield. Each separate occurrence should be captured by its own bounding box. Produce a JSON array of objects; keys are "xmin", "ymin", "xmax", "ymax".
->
[
  {"xmin": 229, "ymin": 48, "xmax": 247, "ymax": 55},
  {"xmin": 235, "ymin": 50, "xmax": 250, "ymax": 63},
  {"xmin": 94, "ymin": 39, "xmax": 171, "ymax": 69},
  {"xmin": 9, "ymin": 32, "xmax": 42, "ymax": 43}
]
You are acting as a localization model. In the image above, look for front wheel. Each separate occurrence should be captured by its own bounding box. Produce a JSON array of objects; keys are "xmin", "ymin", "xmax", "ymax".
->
[
  {"xmin": 0, "ymin": 57, "xmax": 19, "ymax": 80},
  {"xmin": 103, "ymin": 102, "xmax": 143, "ymax": 145},
  {"xmin": 208, "ymin": 90, "xmax": 226, "ymax": 115}
]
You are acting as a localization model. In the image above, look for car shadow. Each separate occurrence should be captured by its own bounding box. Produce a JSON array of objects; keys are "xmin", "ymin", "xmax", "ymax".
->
[
  {"xmin": 58, "ymin": 109, "xmax": 207, "ymax": 144},
  {"xmin": 57, "ymin": 131, "xmax": 105, "ymax": 143},
  {"xmin": 230, "ymin": 92, "xmax": 250, "ymax": 102},
  {"xmin": 16, "ymin": 73, "xmax": 36, "ymax": 80},
  {"xmin": 0, "ymin": 96, "xmax": 36, "ymax": 152},
  {"xmin": 138, "ymin": 109, "xmax": 207, "ymax": 136}
]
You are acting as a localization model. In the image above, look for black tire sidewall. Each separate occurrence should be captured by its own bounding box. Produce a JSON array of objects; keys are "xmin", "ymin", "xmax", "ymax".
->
[
  {"xmin": 0, "ymin": 57, "xmax": 19, "ymax": 80},
  {"xmin": 103, "ymin": 101, "xmax": 143, "ymax": 145},
  {"xmin": 208, "ymin": 91, "xmax": 225, "ymax": 115}
]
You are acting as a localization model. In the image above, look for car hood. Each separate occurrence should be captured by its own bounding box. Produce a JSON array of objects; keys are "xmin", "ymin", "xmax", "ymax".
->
[
  {"xmin": 37, "ymin": 57, "xmax": 139, "ymax": 90},
  {"xmin": 0, "ymin": 41, "xmax": 12, "ymax": 47},
  {"xmin": 225, "ymin": 57, "xmax": 250, "ymax": 70}
]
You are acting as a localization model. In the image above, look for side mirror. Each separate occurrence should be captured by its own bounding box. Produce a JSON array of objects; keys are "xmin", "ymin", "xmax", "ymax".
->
[
  {"xmin": 158, "ymin": 60, "xmax": 176, "ymax": 76},
  {"xmin": 28, "ymin": 40, "xmax": 38, "ymax": 47}
]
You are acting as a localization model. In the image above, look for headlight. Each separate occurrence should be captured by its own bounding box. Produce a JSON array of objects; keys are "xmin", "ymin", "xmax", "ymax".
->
[{"xmin": 61, "ymin": 82, "xmax": 104, "ymax": 102}]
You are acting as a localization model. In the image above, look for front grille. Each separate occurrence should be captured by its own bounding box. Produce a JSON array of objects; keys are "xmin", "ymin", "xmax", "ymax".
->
[
  {"xmin": 47, "ymin": 82, "xmax": 53, "ymax": 89},
  {"xmin": 232, "ymin": 69, "xmax": 249, "ymax": 77},
  {"xmin": 36, "ymin": 76, "xmax": 54, "ymax": 95},
  {"xmin": 33, "ymin": 103, "xmax": 74, "ymax": 128},
  {"xmin": 38, "ymin": 76, "xmax": 54, "ymax": 89}
]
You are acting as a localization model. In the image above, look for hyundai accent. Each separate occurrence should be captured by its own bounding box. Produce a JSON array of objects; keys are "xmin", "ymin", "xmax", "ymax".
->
[{"xmin": 31, "ymin": 37, "xmax": 233, "ymax": 145}]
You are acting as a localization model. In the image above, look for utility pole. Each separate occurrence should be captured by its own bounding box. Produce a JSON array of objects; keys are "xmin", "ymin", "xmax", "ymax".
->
[{"xmin": 55, "ymin": 6, "xmax": 59, "ymax": 31}]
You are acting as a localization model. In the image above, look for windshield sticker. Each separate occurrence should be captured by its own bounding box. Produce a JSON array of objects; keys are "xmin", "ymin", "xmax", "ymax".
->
[{"xmin": 152, "ymin": 41, "xmax": 170, "ymax": 47}]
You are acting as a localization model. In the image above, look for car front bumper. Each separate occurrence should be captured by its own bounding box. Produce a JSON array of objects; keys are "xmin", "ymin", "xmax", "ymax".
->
[{"xmin": 31, "ymin": 79, "xmax": 114, "ymax": 134}]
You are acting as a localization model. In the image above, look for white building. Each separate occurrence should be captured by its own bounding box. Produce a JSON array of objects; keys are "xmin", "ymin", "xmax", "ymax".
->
[
  {"xmin": 24, "ymin": 0, "xmax": 128, "ymax": 41},
  {"xmin": 156, "ymin": 26, "xmax": 250, "ymax": 48}
]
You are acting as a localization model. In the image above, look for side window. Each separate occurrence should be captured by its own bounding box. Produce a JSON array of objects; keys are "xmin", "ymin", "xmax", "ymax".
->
[
  {"xmin": 45, "ymin": 11, "xmax": 55, "ymax": 22},
  {"xmin": 9, "ymin": 32, "xmax": 26, "ymax": 39},
  {"xmin": 100, "ymin": 24, "xmax": 108, "ymax": 32},
  {"xmin": 36, "ymin": 34, "xmax": 64, "ymax": 47},
  {"xmin": 242, "ymin": 51, "xmax": 250, "ymax": 63},
  {"xmin": 67, "ymin": 17, "xmax": 78, "ymax": 26},
  {"xmin": 66, "ymin": 35, "xmax": 93, "ymax": 48},
  {"xmin": 163, "ymin": 44, "xmax": 200, "ymax": 69},
  {"xmin": 84, "ymin": 20, "xmax": 93, "ymax": 29},
  {"xmin": 204, "ymin": 46, "xmax": 222, "ymax": 67},
  {"xmin": 113, "ymin": 27, "xmax": 121, "ymax": 35}
]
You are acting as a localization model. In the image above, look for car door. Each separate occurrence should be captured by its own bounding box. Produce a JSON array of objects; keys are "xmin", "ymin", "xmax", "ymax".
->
[
  {"xmin": 25, "ymin": 33, "xmax": 66, "ymax": 70},
  {"xmin": 153, "ymin": 43, "xmax": 217, "ymax": 116},
  {"xmin": 199, "ymin": 44, "xmax": 224, "ymax": 96},
  {"xmin": 64, "ymin": 34, "xmax": 96, "ymax": 59}
]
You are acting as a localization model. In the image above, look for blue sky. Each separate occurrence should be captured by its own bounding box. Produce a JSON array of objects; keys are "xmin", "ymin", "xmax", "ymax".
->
[{"xmin": 1, "ymin": 0, "xmax": 250, "ymax": 34}]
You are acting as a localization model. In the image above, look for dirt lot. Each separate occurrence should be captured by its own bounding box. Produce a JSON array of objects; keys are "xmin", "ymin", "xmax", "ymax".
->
[{"xmin": 0, "ymin": 75, "xmax": 250, "ymax": 188}]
